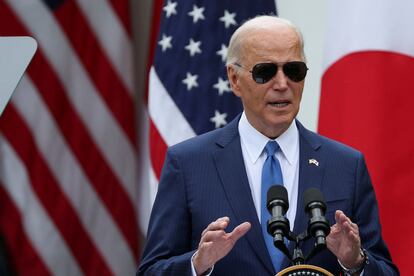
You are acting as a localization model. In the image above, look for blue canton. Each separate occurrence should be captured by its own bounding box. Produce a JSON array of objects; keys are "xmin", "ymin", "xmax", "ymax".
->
[{"xmin": 154, "ymin": 0, "xmax": 276, "ymax": 135}]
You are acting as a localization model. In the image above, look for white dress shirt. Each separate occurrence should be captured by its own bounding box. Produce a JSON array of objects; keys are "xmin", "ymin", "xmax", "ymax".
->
[{"xmin": 238, "ymin": 112, "xmax": 300, "ymax": 229}]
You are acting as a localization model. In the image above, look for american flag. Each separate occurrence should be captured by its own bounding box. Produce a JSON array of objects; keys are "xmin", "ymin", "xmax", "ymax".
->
[
  {"xmin": 140, "ymin": 0, "xmax": 277, "ymax": 233},
  {"xmin": 0, "ymin": 1, "xmax": 137, "ymax": 275}
]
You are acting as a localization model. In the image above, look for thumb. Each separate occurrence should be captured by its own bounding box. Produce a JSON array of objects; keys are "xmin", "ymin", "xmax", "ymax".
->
[{"xmin": 228, "ymin": 222, "xmax": 251, "ymax": 242}]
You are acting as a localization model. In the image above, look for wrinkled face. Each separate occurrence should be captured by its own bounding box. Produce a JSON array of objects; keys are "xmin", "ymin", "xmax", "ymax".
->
[{"xmin": 227, "ymin": 25, "xmax": 305, "ymax": 138}]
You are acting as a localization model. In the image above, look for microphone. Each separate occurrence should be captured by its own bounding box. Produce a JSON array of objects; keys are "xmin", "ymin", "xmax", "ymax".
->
[
  {"xmin": 267, "ymin": 185, "xmax": 290, "ymax": 250},
  {"xmin": 303, "ymin": 188, "xmax": 330, "ymax": 247}
]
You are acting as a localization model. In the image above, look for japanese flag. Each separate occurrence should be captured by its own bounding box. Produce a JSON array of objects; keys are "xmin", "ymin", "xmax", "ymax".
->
[{"xmin": 319, "ymin": 1, "xmax": 414, "ymax": 274}]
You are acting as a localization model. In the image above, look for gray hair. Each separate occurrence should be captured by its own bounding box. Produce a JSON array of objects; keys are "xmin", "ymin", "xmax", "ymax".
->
[{"xmin": 226, "ymin": 15, "xmax": 306, "ymax": 66}]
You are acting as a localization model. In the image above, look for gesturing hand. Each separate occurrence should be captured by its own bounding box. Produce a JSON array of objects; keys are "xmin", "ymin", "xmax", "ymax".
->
[
  {"xmin": 326, "ymin": 210, "xmax": 364, "ymax": 269},
  {"xmin": 193, "ymin": 217, "xmax": 251, "ymax": 275}
]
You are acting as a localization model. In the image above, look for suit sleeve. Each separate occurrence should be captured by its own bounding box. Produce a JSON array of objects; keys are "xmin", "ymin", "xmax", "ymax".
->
[
  {"xmin": 137, "ymin": 149, "xmax": 195, "ymax": 276},
  {"xmin": 353, "ymin": 154, "xmax": 399, "ymax": 275}
]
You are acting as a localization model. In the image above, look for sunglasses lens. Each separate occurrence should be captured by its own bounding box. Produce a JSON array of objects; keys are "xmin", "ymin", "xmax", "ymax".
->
[
  {"xmin": 251, "ymin": 62, "xmax": 308, "ymax": 84},
  {"xmin": 283, "ymin": 61, "xmax": 308, "ymax": 82},
  {"xmin": 251, "ymin": 63, "xmax": 277, "ymax": 84}
]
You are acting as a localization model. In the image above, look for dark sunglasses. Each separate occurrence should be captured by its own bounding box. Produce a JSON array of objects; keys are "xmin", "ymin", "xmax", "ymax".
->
[{"xmin": 234, "ymin": 61, "xmax": 308, "ymax": 84}]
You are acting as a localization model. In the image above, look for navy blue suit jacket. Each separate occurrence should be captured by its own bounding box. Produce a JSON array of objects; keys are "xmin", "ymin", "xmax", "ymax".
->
[{"xmin": 138, "ymin": 116, "xmax": 398, "ymax": 275}]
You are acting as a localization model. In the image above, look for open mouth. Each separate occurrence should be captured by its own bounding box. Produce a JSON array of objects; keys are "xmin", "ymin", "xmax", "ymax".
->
[{"xmin": 268, "ymin": 101, "xmax": 290, "ymax": 108}]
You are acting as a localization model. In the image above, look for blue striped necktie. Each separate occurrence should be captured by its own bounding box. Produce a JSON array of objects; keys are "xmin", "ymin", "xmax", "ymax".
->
[{"xmin": 261, "ymin": 141, "xmax": 285, "ymax": 272}]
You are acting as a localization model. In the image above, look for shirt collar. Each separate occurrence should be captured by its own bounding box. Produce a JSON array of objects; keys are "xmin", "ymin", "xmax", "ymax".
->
[{"xmin": 238, "ymin": 112, "xmax": 299, "ymax": 165}]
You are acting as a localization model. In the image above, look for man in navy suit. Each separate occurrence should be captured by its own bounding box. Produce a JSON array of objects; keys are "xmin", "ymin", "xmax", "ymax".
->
[{"xmin": 138, "ymin": 16, "xmax": 398, "ymax": 275}]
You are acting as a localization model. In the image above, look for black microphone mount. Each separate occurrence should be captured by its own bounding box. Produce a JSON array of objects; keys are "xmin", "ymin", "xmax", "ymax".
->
[{"xmin": 266, "ymin": 186, "xmax": 331, "ymax": 266}]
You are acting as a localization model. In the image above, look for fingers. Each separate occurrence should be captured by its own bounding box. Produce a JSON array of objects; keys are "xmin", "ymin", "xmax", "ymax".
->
[
  {"xmin": 329, "ymin": 211, "xmax": 362, "ymax": 267},
  {"xmin": 334, "ymin": 210, "xmax": 359, "ymax": 235},
  {"xmin": 328, "ymin": 210, "xmax": 361, "ymax": 245},
  {"xmin": 201, "ymin": 217, "xmax": 229, "ymax": 236},
  {"xmin": 201, "ymin": 218, "xmax": 250, "ymax": 245},
  {"xmin": 327, "ymin": 210, "xmax": 362, "ymax": 262},
  {"xmin": 194, "ymin": 218, "xmax": 250, "ymax": 274}
]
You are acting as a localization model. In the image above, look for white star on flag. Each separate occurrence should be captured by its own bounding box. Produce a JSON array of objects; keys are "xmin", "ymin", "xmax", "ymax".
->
[
  {"xmin": 182, "ymin": 72, "xmax": 199, "ymax": 90},
  {"xmin": 210, "ymin": 110, "xmax": 228, "ymax": 128},
  {"xmin": 213, "ymin": 77, "xmax": 231, "ymax": 95},
  {"xmin": 163, "ymin": 1, "xmax": 178, "ymax": 18},
  {"xmin": 216, "ymin": 44, "xmax": 228, "ymax": 62},
  {"xmin": 158, "ymin": 34, "xmax": 172, "ymax": 51},
  {"xmin": 185, "ymin": 38, "xmax": 202, "ymax": 57},
  {"xmin": 220, "ymin": 10, "xmax": 237, "ymax": 28},
  {"xmin": 188, "ymin": 5, "xmax": 205, "ymax": 23}
]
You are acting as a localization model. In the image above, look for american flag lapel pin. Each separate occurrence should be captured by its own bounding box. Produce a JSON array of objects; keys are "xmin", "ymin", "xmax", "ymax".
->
[{"xmin": 308, "ymin": 159, "xmax": 319, "ymax": 167}]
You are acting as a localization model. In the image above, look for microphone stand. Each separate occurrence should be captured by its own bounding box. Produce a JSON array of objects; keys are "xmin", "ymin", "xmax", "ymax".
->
[
  {"xmin": 271, "ymin": 228, "xmax": 328, "ymax": 266},
  {"xmin": 266, "ymin": 186, "xmax": 333, "ymax": 276}
]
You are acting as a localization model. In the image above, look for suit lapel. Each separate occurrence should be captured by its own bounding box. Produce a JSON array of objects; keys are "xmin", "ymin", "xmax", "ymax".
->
[
  {"xmin": 213, "ymin": 116, "xmax": 275, "ymax": 275},
  {"xmin": 283, "ymin": 121, "xmax": 326, "ymax": 268},
  {"xmin": 294, "ymin": 121, "xmax": 325, "ymax": 235}
]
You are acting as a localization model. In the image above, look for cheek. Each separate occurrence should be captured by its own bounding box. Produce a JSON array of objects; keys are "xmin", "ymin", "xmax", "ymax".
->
[
  {"xmin": 251, "ymin": 90, "xmax": 268, "ymax": 110},
  {"xmin": 292, "ymin": 84, "xmax": 304, "ymax": 103},
  {"xmin": 242, "ymin": 83, "xmax": 263, "ymax": 103}
]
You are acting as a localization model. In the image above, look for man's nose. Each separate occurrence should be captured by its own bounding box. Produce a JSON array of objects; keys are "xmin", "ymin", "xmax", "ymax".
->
[{"xmin": 271, "ymin": 67, "xmax": 288, "ymax": 91}]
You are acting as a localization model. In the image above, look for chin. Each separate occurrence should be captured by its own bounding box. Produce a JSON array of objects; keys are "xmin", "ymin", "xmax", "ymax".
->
[
  {"xmin": 263, "ymin": 119, "xmax": 292, "ymax": 138},
  {"xmin": 268, "ymin": 114, "xmax": 294, "ymax": 128}
]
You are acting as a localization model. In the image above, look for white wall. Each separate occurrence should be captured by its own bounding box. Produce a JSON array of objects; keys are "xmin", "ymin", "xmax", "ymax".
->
[{"xmin": 277, "ymin": 0, "xmax": 328, "ymax": 132}]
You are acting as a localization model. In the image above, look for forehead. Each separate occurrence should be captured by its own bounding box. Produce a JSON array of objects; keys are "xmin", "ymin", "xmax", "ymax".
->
[{"xmin": 241, "ymin": 26, "xmax": 302, "ymax": 64}]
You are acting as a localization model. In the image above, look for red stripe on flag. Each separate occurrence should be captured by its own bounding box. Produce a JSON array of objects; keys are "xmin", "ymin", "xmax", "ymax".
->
[
  {"xmin": 54, "ymin": 0, "xmax": 136, "ymax": 146},
  {"xmin": 0, "ymin": 106, "xmax": 113, "ymax": 275},
  {"xmin": 319, "ymin": 51, "xmax": 414, "ymax": 274},
  {"xmin": 146, "ymin": 0, "xmax": 169, "ymax": 185},
  {"xmin": 108, "ymin": 0, "xmax": 131, "ymax": 36},
  {"xmin": 0, "ymin": 2, "xmax": 138, "ymax": 258},
  {"xmin": 0, "ymin": 185, "xmax": 51, "ymax": 275},
  {"xmin": 149, "ymin": 119, "xmax": 168, "ymax": 179},
  {"xmin": 145, "ymin": 0, "xmax": 164, "ymax": 104},
  {"xmin": 27, "ymin": 55, "xmax": 139, "ymax": 258}
]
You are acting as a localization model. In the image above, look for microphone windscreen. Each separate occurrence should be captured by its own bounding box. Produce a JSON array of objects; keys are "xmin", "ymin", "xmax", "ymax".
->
[
  {"xmin": 267, "ymin": 185, "xmax": 288, "ymax": 206},
  {"xmin": 303, "ymin": 187, "xmax": 325, "ymax": 207}
]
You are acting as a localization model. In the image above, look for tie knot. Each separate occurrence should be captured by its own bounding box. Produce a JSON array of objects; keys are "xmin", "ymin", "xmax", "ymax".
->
[{"xmin": 264, "ymin": 141, "xmax": 280, "ymax": 157}]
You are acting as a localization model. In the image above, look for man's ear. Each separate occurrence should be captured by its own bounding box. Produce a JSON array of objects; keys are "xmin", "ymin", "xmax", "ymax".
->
[{"xmin": 227, "ymin": 65, "xmax": 241, "ymax": 97}]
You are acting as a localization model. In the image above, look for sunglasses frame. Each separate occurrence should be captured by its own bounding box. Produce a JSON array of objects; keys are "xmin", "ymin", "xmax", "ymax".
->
[{"xmin": 234, "ymin": 61, "xmax": 308, "ymax": 84}]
